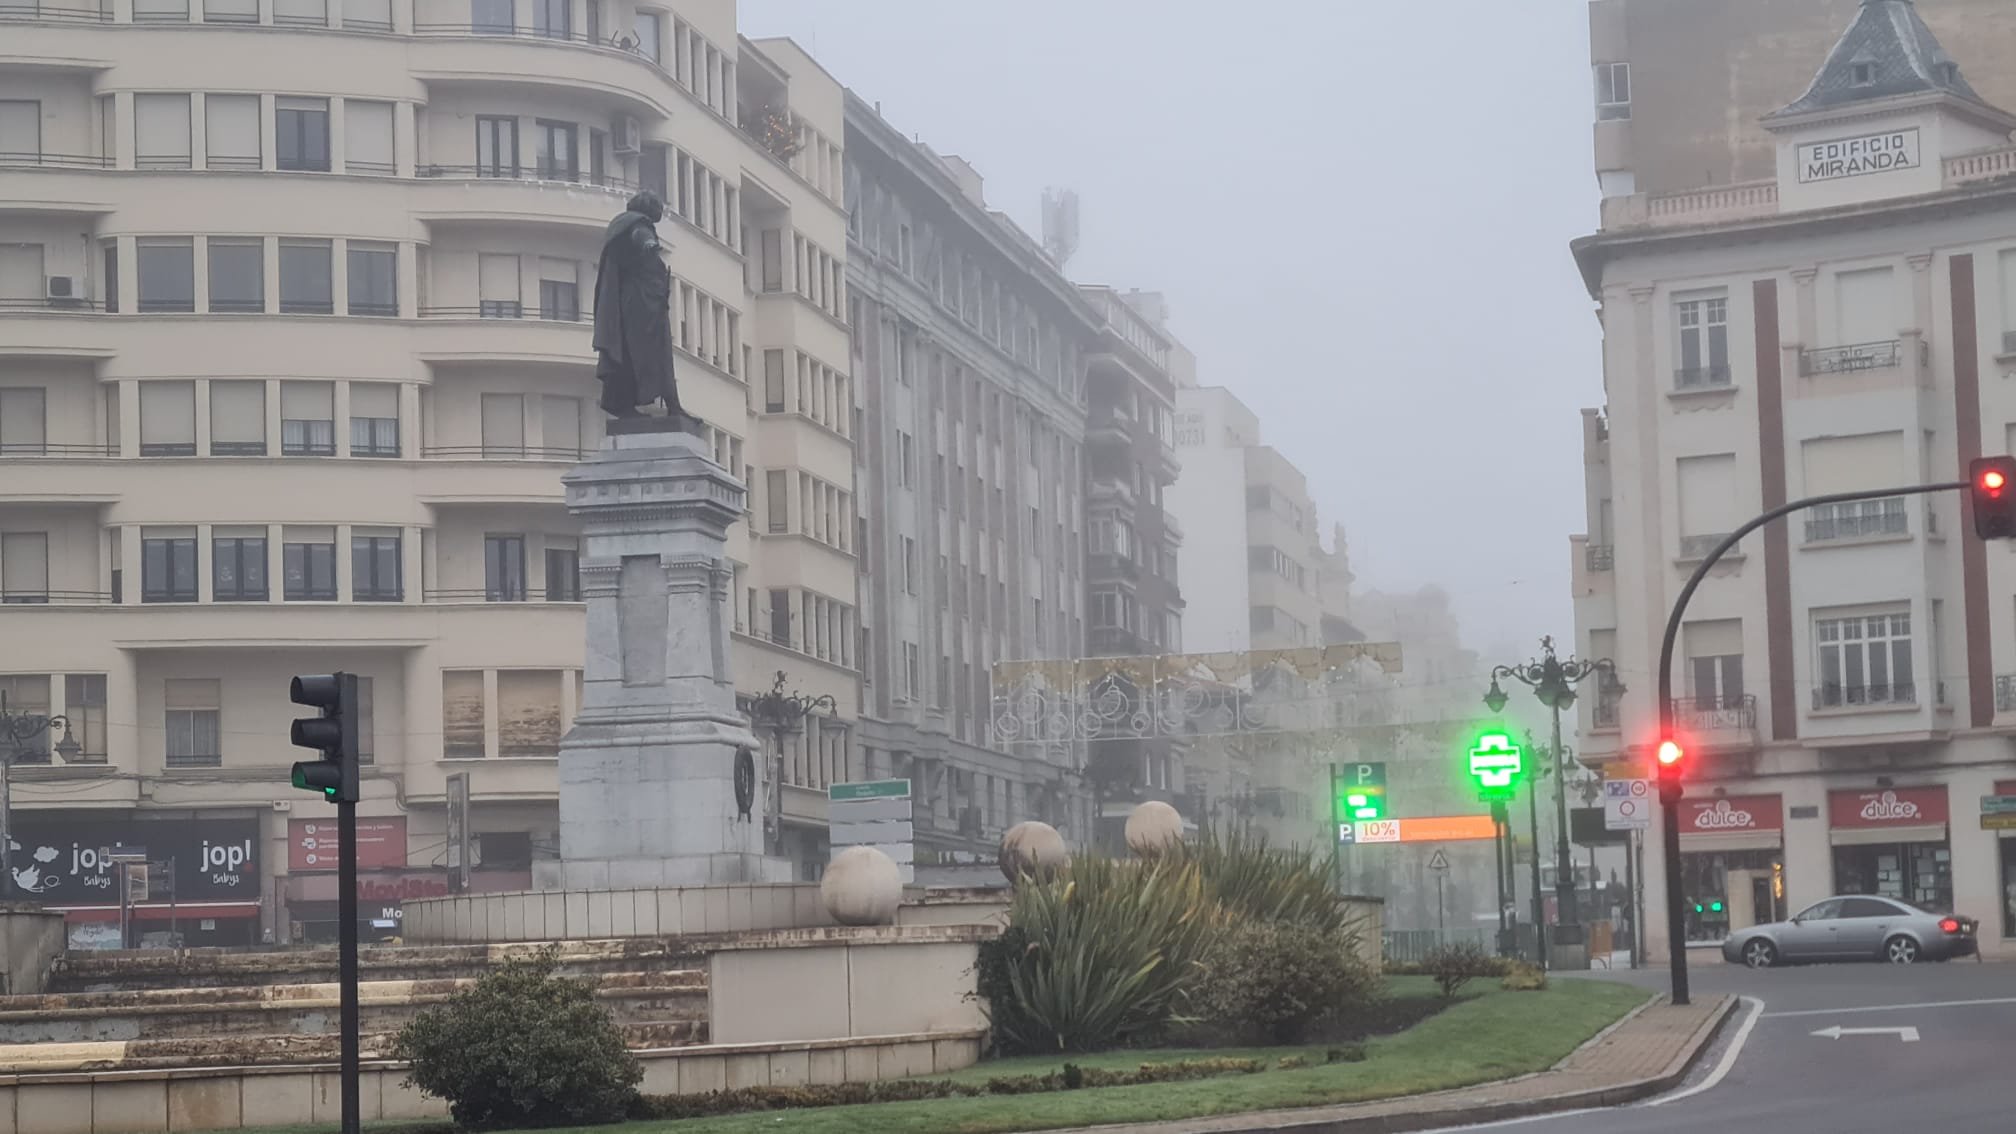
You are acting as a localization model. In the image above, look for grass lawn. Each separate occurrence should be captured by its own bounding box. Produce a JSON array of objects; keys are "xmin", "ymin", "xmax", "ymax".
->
[{"xmin": 254, "ymin": 976, "xmax": 1646, "ymax": 1134}]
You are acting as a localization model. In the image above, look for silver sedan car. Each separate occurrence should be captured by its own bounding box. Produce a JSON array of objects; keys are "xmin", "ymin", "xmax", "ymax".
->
[{"xmin": 1722, "ymin": 894, "xmax": 1979, "ymax": 967}]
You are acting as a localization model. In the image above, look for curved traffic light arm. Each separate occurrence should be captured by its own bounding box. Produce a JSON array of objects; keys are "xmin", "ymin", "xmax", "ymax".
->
[{"xmin": 1653, "ymin": 478, "xmax": 1965, "ymax": 1007}]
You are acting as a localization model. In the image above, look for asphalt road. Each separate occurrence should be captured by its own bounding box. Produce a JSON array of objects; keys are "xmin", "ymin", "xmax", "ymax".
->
[{"xmin": 1439, "ymin": 957, "xmax": 2016, "ymax": 1132}]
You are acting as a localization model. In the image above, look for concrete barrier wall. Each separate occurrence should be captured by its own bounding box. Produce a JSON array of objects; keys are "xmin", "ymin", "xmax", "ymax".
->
[
  {"xmin": 402, "ymin": 884, "xmax": 836, "ymax": 943},
  {"xmin": 0, "ymin": 1029, "xmax": 987, "ymax": 1134},
  {"xmin": 0, "ymin": 907, "xmax": 65, "ymax": 996},
  {"xmin": 708, "ymin": 929, "xmax": 991, "ymax": 1046}
]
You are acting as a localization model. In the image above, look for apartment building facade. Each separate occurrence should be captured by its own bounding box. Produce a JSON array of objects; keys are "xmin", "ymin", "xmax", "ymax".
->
[
  {"xmin": 0, "ymin": 0, "xmax": 854, "ymax": 946},
  {"xmin": 1572, "ymin": 0, "xmax": 2016, "ymax": 959},
  {"xmin": 842, "ymin": 98, "xmax": 1098, "ymax": 867}
]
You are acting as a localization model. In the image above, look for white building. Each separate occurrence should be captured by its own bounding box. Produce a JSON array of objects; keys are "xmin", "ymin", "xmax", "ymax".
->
[{"xmin": 1572, "ymin": 0, "xmax": 2016, "ymax": 959}]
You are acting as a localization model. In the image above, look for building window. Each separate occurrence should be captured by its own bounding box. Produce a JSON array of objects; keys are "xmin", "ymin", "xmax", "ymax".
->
[
  {"xmin": 766, "ymin": 469, "xmax": 790, "ymax": 533},
  {"xmin": 164, "ymin": 678, "xmax": 222, "ymax": 767},
  {"xmin": 138, "ymin": 381, "xmax": 197, "ymax": 456},
  {"xmin": 0, "ymin": 532, "xmax": 49, "ymax": 604},
  {"xmin": 1806, "ymin": 498, "xmax": 1908, "ymax": 543},
  {"xmin": 141, "ymin": 533, "xmax": 197, "ymax": 602},
  {"xmin": 134, "ymin": 93, "xmax": 191, "ymax": 169},
  {"xmin": 535, "ymin": 119, "xmax": 577, "ymax": 180},
  {"xmin": 471, "ymin": 0, "xmax": 512, "ymax": 33},
  {"xmin": 1851, "ymin": 62, "xmax": 1876, "ymax": 87},
  {"xmin": 476, "ymin": 115, "xmax": 519, "ymax": 177},
  {"xmin": 0, "ymin": 387, "xmax": 47, "ymax": 456},
  {"xmin": 347, "ymin": 242, "xmax": 397, "ymax": 316},
  {"xmin": 65, "ymin": 674, "xmax": 107, "ymax": 761},
  {"xmin": 280, "ymin": 381, "xmax": 336, "ymax": 455},
  {"xmin": 538, "ymin": 261, "xmax": 580, "ymax": 321},
  {"xmin": 352, "ymin": 533, "xmax": 402, "ymax": 601},
  {"xmin": 275, "ymin": 97, "xmax": 331, "ymax": 172},
  {"xmin": 1815, "ymin": 612, "xmax": 1914, "ymax": 708},
  {"xmin": 480, "ymin": 393, "xmax": 525, "ymax": 457},
  {"xmin": 283, "ymin": 532, "xmax": 337, "ymax": 600},
  {"xmin": 0, "ymin": 677, "xmax": 52, "ymax": 761},
  {"xmin": 208, "ymin": 238, "xmax": 264, "ymax": 313},
  {"xmin": 211, "ymin": 534, "xmax": 268, "ymax": 601},
  {"xmin": 545, "ymin": 545, "xmax": 580, "ymax": 601},
  {"xmin": 903, "ymin": 642, "xmax": 920, "ymax": 700},
  {"xmin": 279, "ymin": 239, "xmax": 334, "ymax": 314},
  {"xmin": 349, "ymin": 382, "xmax": 400, "ymax": 456},
  {"xmin": 204, "ymin": 93, "xmax": 260, "ymax": 168},
  {"xmin": 1594, "ymin": 61, "xmax": 1630, "ymax": 120},
  {"xmin": 541, "ymin": 396, "xmax": 582, "ymax": 458},
  {"xmin": 633, "ymin": 9, "xmax": 662, "ymax": 63},
  {"xmin": 478, "ymin": 253, "xmax": 521, "ymax": 317},
  {"xmin": 136, "ymin": 238, "xmax": 195, "ymax": 313},
  {"xmin": 442, "ymin": 670, "xmax": 486, "ymax": 757},
  {"xmin": 901, "ymin": 536, "xmax": 917, "ymax": 594},
  {"xmin": 485, "ymin": 534, "xmax": 526, "ymax": 601},
  {"xmin": 344, "ymin": 99, "xmax": 395, "ymax": 174},
  {"xmin": 1676, "ymin": 297, "xmax": 1730, "ymax": 388},
  {"xmin": 273, "ymin": 0, "xmax": 326, "ymax": 25},
  {"xmin": 531, "ymin": 0, "xmax": 568, "ymax": 38}
]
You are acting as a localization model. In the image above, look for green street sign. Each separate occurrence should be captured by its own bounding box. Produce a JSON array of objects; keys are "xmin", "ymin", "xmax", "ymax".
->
[
  {"xmin": 1467, "ymin": 732, "xmax": 1524, "ymax": 800},
  {"xmin": 1335, "ymin": 762, "xmax": 1387, "ymax": 822},
  {"xmin": 829, "ymin": 779, "xmax": 912, "ymax": 802}
]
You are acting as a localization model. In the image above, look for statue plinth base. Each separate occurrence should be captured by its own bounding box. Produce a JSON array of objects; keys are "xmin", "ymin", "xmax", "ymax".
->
[{"xmin": 547, "ymin": 427, "xmax": 791, "ymax": 890}]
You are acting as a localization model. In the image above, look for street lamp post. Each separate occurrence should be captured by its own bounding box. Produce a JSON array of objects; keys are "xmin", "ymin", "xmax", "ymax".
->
[
  {"xmin": 1485, "ymin": 638, "xmax": 1616, "ymax": 965},
  {"xmin": 1522, "ymin": 731, "xmax": 1547, "ymax": 965},
  {"xmin": 744, "ymin": 671, "xmax": 837, "ymax": 858},
  {"xmin": 0, "ymin": 692, "xmax": 84, "ymax": 897}
]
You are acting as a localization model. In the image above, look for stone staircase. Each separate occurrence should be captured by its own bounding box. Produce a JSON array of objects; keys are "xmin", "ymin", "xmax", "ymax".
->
[{"xmin": 0, "ymin": 939, "xmax": 715, "ymax": 1072}]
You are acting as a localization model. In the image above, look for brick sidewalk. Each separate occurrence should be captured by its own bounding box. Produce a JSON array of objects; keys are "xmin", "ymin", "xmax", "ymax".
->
[{"xmin": 1048, "ymin": 994, "xmax": 1735, "ymax": 1134}]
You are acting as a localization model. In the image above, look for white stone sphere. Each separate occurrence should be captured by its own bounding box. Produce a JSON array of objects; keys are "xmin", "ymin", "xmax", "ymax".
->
[
  {"xmin": 999, "ymin": 821, "xmax": 1070, "ymax": 883},
  {"xmin": 1125, "ymin": 801, "xmax": 1185, "ymax": 857},
  {"xmin": 821, "ymin": 846, "xmax": 903, "ymax": 926}
]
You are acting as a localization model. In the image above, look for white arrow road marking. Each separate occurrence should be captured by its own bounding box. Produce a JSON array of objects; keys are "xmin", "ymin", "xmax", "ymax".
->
[{"xmin": 1811, "ymin": 1025, "xmax": 1919, "ymax": 1042}]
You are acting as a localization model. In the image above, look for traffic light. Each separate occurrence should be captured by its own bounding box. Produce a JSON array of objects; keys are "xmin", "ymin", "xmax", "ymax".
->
[
  {"xmin": 1656, "ymin": 738, "xmax": 1684, "ymax": 805},
  {"xmin": 1970, "ymin": 457, "xmax": 2016, "ymax": 539},
  {"xmin": 289, "ymin": 673, "xmax": 360, "ymax": 804}
]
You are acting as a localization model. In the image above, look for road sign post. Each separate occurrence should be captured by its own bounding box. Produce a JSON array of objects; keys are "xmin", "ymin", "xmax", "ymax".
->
[{"xmin": 1428, "ymin": 848, "xmax": 1450, "ymax": 942}]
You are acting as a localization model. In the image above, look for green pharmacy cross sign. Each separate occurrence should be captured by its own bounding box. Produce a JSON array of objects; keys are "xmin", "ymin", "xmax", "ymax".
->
[{"xmin": 1467, "ymin": 732, "xmax": 1525, "ymax": 800}]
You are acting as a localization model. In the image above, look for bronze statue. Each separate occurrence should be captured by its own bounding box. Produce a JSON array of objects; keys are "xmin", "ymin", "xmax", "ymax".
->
[{"xmin": 591, "ymin": 191, "xmax": 684, "ymax": 420}]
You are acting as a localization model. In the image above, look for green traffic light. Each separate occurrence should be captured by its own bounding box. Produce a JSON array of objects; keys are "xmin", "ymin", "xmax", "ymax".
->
[
  {"xmin": 1693, "ymin": 903, "xmax": 1704, "ymax": 914},
  {"xmin": 1710, "ymin": 901, "xmax": 1725, "ymax": 913}
]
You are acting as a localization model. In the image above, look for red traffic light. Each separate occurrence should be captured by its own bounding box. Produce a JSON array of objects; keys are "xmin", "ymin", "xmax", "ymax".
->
[
  {"xmin": 1657, "ymin": 740, "xmax": 1683, "ymax": 767},
  {"xmin": 1983, "ymin": 469, "xmax": 2007, "ymax": 496},
  {"xmin": 1970, "ymin": 457, "xmax": 2016, "ymax": 539}
]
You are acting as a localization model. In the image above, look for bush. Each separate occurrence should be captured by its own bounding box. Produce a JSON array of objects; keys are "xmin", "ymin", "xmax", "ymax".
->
[
  {"xmin": 393, "ymin": 947, "xmax": 642, "ymax": 1130},
  {"xmin": 1189, "ymin": 921, "xmax": 1376, "ymax": 1045},
  {"xmin": 1421, "ymin": 943, "xmax": 1500, "ymax": 1000},
  {"xmin": 1179, "ymin": 827, "xmax": 1355, "ymax": 933},
  {"xmin": 983, "ymin": 855, "xmax": 1219, "ymax": 1054},
  {"xmin": 1500, "ymin": 961, "xmax": 1548, "ymax": 991}
]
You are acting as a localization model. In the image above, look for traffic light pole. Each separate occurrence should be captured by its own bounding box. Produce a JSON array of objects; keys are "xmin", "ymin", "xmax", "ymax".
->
[
  {"xmin": 1654, "ymin": 479, "xmax": 1965, "ymax": 1006},
  {"xmin": 338, "ymin": 796, "xmax": 360, "ymax": 1134}
]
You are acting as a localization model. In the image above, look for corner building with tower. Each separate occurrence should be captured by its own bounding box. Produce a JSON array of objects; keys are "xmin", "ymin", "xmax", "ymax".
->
[
  {"xmin": 0, "ymin": 0, "xmax": 859, "ymax": 944},
  {"xmin": 1572, "ymin": 0, "xmax": 2016, "ymax": 961}
]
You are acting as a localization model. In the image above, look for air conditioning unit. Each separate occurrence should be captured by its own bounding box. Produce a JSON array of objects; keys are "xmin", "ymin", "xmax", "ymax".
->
[
  {"xmin": 46, "ymin": 275, "xmax": 78, "ymax": 305},
  {"xmin": 615, "ymin": 116, "xmax": 642, "ymax": 155}
]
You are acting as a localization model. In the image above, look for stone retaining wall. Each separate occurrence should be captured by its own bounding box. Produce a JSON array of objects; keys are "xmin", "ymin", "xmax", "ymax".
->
[
  {"xmin": 0, "ymin": 1029, "xmax": 987, "ymax": 1134},
  {"xmin": 402, "ymin": 883, "xmax": 835, "ymax": 943}
]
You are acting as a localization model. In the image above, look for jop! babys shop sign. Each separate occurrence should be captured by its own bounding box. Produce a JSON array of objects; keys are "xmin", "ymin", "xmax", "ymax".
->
[{"xmin": 3, "ymin": 816, "xmax": 260, "ymax": 902}]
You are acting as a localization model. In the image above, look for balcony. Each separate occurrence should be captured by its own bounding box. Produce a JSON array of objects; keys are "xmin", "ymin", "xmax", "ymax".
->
[
  {"xmin": 1799, "ymin": 338, "xmax": 1926, "ymax": 377},
  {"xmin": 1584, "ymin": 544, "xmax": 1614, "ymax": 572},
  {"xmin": 1673, "ymin": 365, "xmax": 1732, "ymax": 392},
  {"xmin": 417, "ymin": 164, "xmax": 640, "ymax": 194},
  {"xmin": 1804, "ymin": 498, "xmax": 1908, "ymax": 544},
  {"xmin": 1087, "ymin": 553, "xmax": 1138, "ymax": 581},
  {"xmin": 1085, "ymin": 411, "xmax": 1134, "ymax": 447},
  {"xmin": 1669, "ymin": 694, "xmax": 1757, "ymax": 747},
  {"xmin": 1812, "ymin": 682, "xmax": 1916, "ymax": 711}
]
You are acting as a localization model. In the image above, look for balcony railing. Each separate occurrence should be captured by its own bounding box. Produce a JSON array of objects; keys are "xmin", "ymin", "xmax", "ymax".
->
[
  {"xmin": 420, "ymin": 445, "xmax": 590, "ymax": 461},
  {"xmin": 1669, "ymin": 694, "xmax": 1757, "ymax": 733},
  {"xmin": 1805, "ymin": 498, "xmax": 1908, "ymax": 543},
  {"xmin": 1812, "ymin": 682, "xmax": 1916, "ymax": 710},
  {"xmin": 416, "ymin": 164, "xmax": 640, "ymax": 193},
  {"xmin": 417, "ymin": 305, "xmax": 587, "ymax": 324},
  {"xmin": 0, "ymin": 297, "xmax": 106, "ymax": 314},
  {"xmin": 1584, "ymin": 544, "xmax": 1614, "ymax": 572},
  {"xmin": 1673, "ymin": 365, "xmax": 1732, "ymax": 391},
  {"xmin": 0, "ymin": 3, "xmax": 116, "ymax": 22},
  {"xmin": 0, "ymin": 590, "xmax": 114, "ymax": 605},
  {"xmin": 1800, "ymin": 339, "xmax": 1925, "ymax": 376},
  {"xmin": 0, "ymin": 150, "xmax": 114, "ymax": 168}
]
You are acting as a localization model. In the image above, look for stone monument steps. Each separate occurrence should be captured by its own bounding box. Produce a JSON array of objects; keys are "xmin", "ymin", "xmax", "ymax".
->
[
  {"xmin": 0, "ymin": 971, "xmax": 708, "ymax": 1044},
  {"xmin": 51, "ymin": 937, "xmax": 711, "ymax": 992}
]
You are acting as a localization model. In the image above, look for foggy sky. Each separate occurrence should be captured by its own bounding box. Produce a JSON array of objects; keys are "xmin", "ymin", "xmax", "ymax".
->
[{"xmin": 741, "ymin": 0, "xmax": 1604, "ymax": 665}]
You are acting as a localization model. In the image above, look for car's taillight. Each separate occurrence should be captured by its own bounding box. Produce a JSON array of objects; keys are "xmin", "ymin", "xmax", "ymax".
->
[{"xmin": 1940, "ymin": 917, "xmax": 1961, "ymax": 933}]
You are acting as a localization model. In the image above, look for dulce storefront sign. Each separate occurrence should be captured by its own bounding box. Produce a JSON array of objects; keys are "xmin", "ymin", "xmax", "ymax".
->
[
  {"xmin": 1681, "ymin": 795, "xmax": 1783, "ymax": 834},
  {"xmin": 1828, "ymin": 786, "xmax": 1949, "ymax": 829}
]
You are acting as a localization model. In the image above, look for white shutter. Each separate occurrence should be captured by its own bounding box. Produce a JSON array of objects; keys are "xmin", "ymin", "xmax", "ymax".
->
[
  {"xmin": 350, "ymin": 382, "xmax": 398, "ymax": 418},
  {"xmin": 0, "ymin": 101, "xmax": 39, "ymax": 158},
  {"xmin": 539, "ymin": 257, "xmax": 575, "ymax": 284},
  {"xmin": 344, "ymin": 100, "xmax": 394, "ymax": 173},
  {"xmin": 0, "ymin": 387, "xmax": 46, "ymax": 450},
  {"xmin": 1684, "ymin": 619, "xmax": 1743, "ymax": 658},
  {"xmin": 541, "ymin": 396, "xmax": 581, "ymax": 454},
  {"xmin": 1801, "ymin": 432, "xmax": 1905, "ymax": 495},
  {"xmin": 279, "ymin": 381, "xmax": 334, "ymax": 419},
  {"xmin": 0, "ymin": 243, "xmax": 43, "ymax": 302},
  {"xmin": 209, "ymin": 381, "xmax": 265, "ymax": 443},
  {"xmin": 1834, "ymin": 267, "xmax": 1897, "ymax": 343},
  {"xmin": 134, "ymin": 94, "xmax": 192, "ymax": 166},
  {"xmin": 204, "ymin": 95, "xmax": 260, "ymax": 168},
  {"xmin": 477, "ymin": 254, "xmax": 519, "ymax": 301},
  {"xmin": 138, "ymin": 382, "xmax": 196, "ymax": 446},
  {"xmin": 132, "ymin": 0, "xmax": 189, "ymax": 18},
  {"xmin": 273, "ymin": 0, "xmax": 326, "ymax": 23},
  {"xmin": 0, "ymin": 533, "xmax": 49, "ymax": 597},
  {"xmin": 481, "ymin": 394, "xmax": 525, "ymax": 449},
  {"xmin": 1676, "ymin": 453, "xmax": 1738, "ymax": 538},
  {"xmin": 204, "ymin": 0, "xmax": 257, "ymax": 20},
  {"xmin": 164, "ymin": 678, "xmax": 220, "ymax": 710},
  {"xmin": 342, "ymin": 0, "xmax": 392, "ymax": 27}
]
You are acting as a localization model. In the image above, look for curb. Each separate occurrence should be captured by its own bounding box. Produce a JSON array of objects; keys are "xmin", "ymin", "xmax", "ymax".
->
[{"xmin": 1048, "ymin": 993, "xmax": 1738, "ymax": 1134}]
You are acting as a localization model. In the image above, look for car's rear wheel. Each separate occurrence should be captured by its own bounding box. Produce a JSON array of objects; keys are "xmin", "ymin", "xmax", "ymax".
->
[
  {"xmin": 1742, "ymin": 938, "xmax": 1777, "ymax": 968},
  {"xmin": 1884, "ymin": 935, "xmax": 1920, "ymax": 964}
]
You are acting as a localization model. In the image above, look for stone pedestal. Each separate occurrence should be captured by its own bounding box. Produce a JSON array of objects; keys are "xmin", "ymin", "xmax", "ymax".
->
[{"xmin": 545, "ymin": 420, "xmax": 790, "ymax": 889}]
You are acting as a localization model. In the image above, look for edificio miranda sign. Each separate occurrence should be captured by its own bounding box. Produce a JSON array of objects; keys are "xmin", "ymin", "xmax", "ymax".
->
[{"xmin": 1798, "ymin": 128, "xmax": 1921, "ymax": 183}]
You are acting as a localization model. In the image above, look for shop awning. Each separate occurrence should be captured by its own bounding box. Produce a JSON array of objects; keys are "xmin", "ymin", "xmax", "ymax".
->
[
  {"xmin": 1829, "ymin": 824, "xmax": 1947, "ymax": 847},
  {"xmin": 1680, "ymin": 831, "xmax": 1783, "ymax": 852}
]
